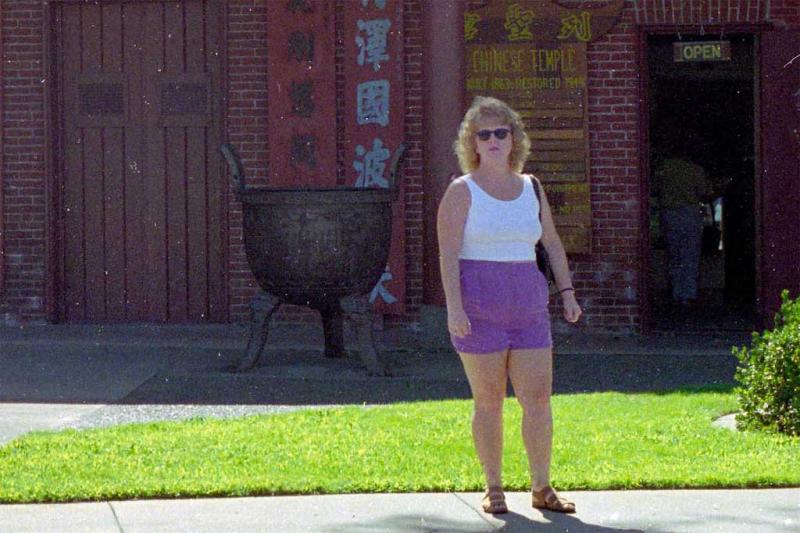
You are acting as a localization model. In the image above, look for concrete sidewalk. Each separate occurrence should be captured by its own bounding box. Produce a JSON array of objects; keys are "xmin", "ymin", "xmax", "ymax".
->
[
  {"xmin": 3, "ymin": 323, "xmax": 799, "ymax": 532},
  {"xmin": 1, "ymin": 490, "xmax": 798, "ymax": 532}
]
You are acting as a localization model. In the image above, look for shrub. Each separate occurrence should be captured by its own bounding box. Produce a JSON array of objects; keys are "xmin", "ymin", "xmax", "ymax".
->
[{"xmin": 733, "ymin": 290, "xmax": 800, "ymax": 436}]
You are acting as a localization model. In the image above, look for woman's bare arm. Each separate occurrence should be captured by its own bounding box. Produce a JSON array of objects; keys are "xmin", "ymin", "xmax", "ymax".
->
[
  {"xmin": 535, "ymin": 178, "xmax": 582, "ymax": 323},
  {"xmin": 437, "ymin": 178, "xmax": 471, "ymax": 337}
]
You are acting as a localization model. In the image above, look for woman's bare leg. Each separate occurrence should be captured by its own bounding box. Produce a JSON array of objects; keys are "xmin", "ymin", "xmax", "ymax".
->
[
  {"xmin": 459, "ymin": 350, "xmax": 509, "ymax": 488},
  {"xmin": 507, "ymin": 347, "xmax": 553, "ymax": 490}
]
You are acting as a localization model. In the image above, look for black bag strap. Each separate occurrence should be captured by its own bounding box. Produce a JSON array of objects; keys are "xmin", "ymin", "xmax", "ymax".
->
[{"xmin": 529, "ymin": 175, "xmax": 542, "ymax": 222}]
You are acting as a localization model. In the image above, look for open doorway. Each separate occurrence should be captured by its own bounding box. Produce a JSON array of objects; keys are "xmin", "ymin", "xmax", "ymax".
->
[{"xmin": 646, "ymin": 34, "xmax": 756, "ymax": 332}]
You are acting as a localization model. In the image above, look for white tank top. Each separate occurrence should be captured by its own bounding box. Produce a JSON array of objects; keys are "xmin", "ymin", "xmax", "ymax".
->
[{"xmin": 459, "ymin": 175, "xmax": 542, "ymax": 261}]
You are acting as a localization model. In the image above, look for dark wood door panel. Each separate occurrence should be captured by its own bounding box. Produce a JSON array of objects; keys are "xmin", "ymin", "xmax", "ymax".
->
[
  {"xmin": 57, "ymin": 0, "xmax": 224, "ymax": 323},
  {"xmin": 759, "ymin": 30, "xmax": 800, "ymax": 325}
]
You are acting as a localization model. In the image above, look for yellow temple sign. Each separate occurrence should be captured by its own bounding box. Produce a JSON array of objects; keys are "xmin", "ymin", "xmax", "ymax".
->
[{"xmin": 464, "ymin": 1, "xmax": 624, "ymax": 254}]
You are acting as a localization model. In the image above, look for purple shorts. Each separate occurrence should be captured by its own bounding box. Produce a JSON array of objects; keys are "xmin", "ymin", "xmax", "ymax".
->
[{"xmin": 451, "ymin": 259, "xmax": 552, "ymax": 354}]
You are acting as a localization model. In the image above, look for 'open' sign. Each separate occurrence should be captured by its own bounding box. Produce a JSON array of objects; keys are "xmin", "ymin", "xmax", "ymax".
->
[{"xmin": 673, "ymin": 41, "xmax": 732, "ymax": 62}]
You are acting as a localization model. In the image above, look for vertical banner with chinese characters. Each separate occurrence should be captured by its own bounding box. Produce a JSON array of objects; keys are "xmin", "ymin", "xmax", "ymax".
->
[
  {"xmin": 464, "ymin": 0, "xmax": 623, "ymax": 254},
  {"xmin": 344, "ymin": 0, "xmax": 405, "ymax": 314},
  {"xmin": 267, "ymin": 0, "xmax": 337, "ymax": 187}
]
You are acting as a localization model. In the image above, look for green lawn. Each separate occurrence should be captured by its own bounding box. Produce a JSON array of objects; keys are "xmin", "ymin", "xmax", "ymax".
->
[{"xmin": 1, "ymin": 389, "xmax": 799, "ymax": 503}]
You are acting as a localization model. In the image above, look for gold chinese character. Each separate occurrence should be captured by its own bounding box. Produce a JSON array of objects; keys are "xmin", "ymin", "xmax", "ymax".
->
[
  {"xmin": 504, "ymin": 4, "xmax": 534, "ymax": 42},
  {"xmin": 558, "ymin": 12, "xmax": 592, "ymax": 42},
  {"xmin": 464, "ymin": 12, "xmax": 480, "ymax": 42}
]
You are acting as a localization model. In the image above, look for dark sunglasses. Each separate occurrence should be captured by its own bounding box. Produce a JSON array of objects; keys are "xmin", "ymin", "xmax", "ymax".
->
[{"xmin": 476, "ymin": 128, "xmax": 512, "ymax": 141}]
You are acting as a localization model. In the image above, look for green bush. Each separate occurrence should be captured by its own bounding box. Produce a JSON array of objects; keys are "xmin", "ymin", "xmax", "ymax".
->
[{"xmin": 734, "ymin": 290, "xmax": 800, "ymax": 436}]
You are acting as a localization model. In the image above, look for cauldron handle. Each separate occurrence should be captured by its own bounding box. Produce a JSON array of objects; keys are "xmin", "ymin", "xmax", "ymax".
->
[
  {"xmin": 219, "ymin": 143, "xmax": 246, "ymax": 197},
  {"xmin": 388, "ymin": 143, "xmax": 406, "ymax": 201}
]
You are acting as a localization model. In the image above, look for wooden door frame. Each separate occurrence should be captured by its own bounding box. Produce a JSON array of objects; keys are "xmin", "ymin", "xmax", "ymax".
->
[
  {"xmin": 636, "ymin": 24, "xmax": 768, "ymax": 333},
  {"xmin": 44, "ymin": 0, "xmax": 229, "ymax": 322},
  {"xmin": 0, "ymin": 6, "xmax": 5, "ymax": 296},
  {"xmin": 754, "ymin": 30, "xmax": 800, "ymax": 327}
]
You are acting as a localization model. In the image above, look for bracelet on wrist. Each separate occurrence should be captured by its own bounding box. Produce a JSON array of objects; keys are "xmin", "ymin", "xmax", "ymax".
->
[{"xmin": 558, "ymin": 287, "xmax": 575, "ymax": 294}]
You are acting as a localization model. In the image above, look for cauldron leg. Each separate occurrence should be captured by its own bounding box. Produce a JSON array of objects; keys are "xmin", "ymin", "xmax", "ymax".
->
[
  {"xmin": 320, "ymin": 304, "xmax": 345, "ymax": 359},
  {"xmin": 340, "ymin": 294, "xmax": 390, "ymax": 376},
  {"xmin": 236, "ymin": 291, "xmax": 281, "ymax": 372}
]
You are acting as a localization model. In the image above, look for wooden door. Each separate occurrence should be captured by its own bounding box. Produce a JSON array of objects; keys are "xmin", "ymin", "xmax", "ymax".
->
[
  {"xmin": 56, "ymin": 0, "xmax": 225, "ymax": 322},
  {"xmin": 759, "ymin": 30, "xmax": 800, "ymax": 325}
]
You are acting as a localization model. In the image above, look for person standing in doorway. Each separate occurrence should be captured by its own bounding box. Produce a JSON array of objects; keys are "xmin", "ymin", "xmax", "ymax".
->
[
  {"xmin": 654, "ymin": 149, "xmax": 711, "ymax": 307},
  {"xmin": 437, "ymin": 96, "xmax": 581, "ymax": 515}
]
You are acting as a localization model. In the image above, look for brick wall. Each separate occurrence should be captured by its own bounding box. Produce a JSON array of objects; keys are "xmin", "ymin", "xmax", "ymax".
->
[
  {"xmin": 575, "ymin": 3, "xmax": 642, "ymax": 330},
  {"xmin": 573, "ymin": 0, "xmax": 798, "ymax": 331},
  {"xmin": 1, "ymin": 0, "xmax": 798, "ymax": 329},
  {"xmin": 397, "ymin": 0, "xmax": 424, "ymax": 324},
  {"xmin": 226, "ymin": 1, "xmax": 270, "ymax": 323},
  {"xmin": 225, "ymin": 0, "xmax": 425, "ymax": 326},
  {"xmin": 0, "ymin": 1, "xmax": 48, "ymax": 322},
  {"xmin": 0, "ymin": 0, "xmax": 423, "ymax": 326}
]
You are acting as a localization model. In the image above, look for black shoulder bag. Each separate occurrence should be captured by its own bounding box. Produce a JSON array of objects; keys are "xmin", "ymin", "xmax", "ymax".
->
[{"xmin": 530, "ymin": 175, "xmax": 557, "ymax": 294}]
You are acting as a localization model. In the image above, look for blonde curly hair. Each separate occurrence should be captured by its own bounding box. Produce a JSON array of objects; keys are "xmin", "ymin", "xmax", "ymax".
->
[{"xmin": 453, "ymin": 96, "xmax": 531, "ymax": 173}]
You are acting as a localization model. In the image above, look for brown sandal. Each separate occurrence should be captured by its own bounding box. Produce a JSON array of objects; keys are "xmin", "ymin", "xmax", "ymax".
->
[
  {"xmin": 532, "ymin": 486, "xmax": 576, "ymax": 513},
  {"xmin": 481, "ymin": 486, "xmax": 508, "ymax": 514}
]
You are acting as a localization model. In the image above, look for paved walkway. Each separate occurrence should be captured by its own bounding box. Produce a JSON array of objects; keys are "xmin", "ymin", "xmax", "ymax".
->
[
  {"xmin": 1, "ymin": 324, "xmax": 798, "ymax": 532},
  {"xmin": 1, "ymin": 489, "xmax": 798, "ymax": 532}
]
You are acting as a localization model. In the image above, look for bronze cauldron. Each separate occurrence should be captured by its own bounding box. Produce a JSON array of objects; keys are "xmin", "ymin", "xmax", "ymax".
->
[
  {"xmin": 242, "ymin": 187, "xmax": 392, "ymax": 305},
  {"xmin": 220, "ymin": 144, "xmax": 405, "ymax": 375}
]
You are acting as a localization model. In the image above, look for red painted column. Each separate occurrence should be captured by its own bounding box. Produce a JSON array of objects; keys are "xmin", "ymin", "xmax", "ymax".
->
[
  {"xmin": 422, "ymin": 0, "xmax": 464, "ymax": 306},
  {"xmin": 342, "ymin": 0, "xmax": 406, "ymax": 314},
  {"xmin": 265, "ymin": 0, "xmax": 337, "ymax": 187}
]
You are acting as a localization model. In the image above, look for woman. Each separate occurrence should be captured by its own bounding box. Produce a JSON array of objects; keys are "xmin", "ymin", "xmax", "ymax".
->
[{"xmin": 437, "ymin": 96, "xmax": 582, "ymax": 514}]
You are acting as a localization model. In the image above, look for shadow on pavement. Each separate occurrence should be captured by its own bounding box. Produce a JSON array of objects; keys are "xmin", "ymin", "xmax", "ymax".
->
[
  {"xmin": 320, "ymin": 510, "xmax": 645, "ymax": 533},
  {"xmin": 1, "ymin": 324, "xmax": 742, "ymax": 405},
  {"xmin": 117, "ymin": 350, "xmax": 738, "ymax": 406},
  {"xmin": 498, "ymin": 510, "xmax": 645, "ymax": 533}
]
